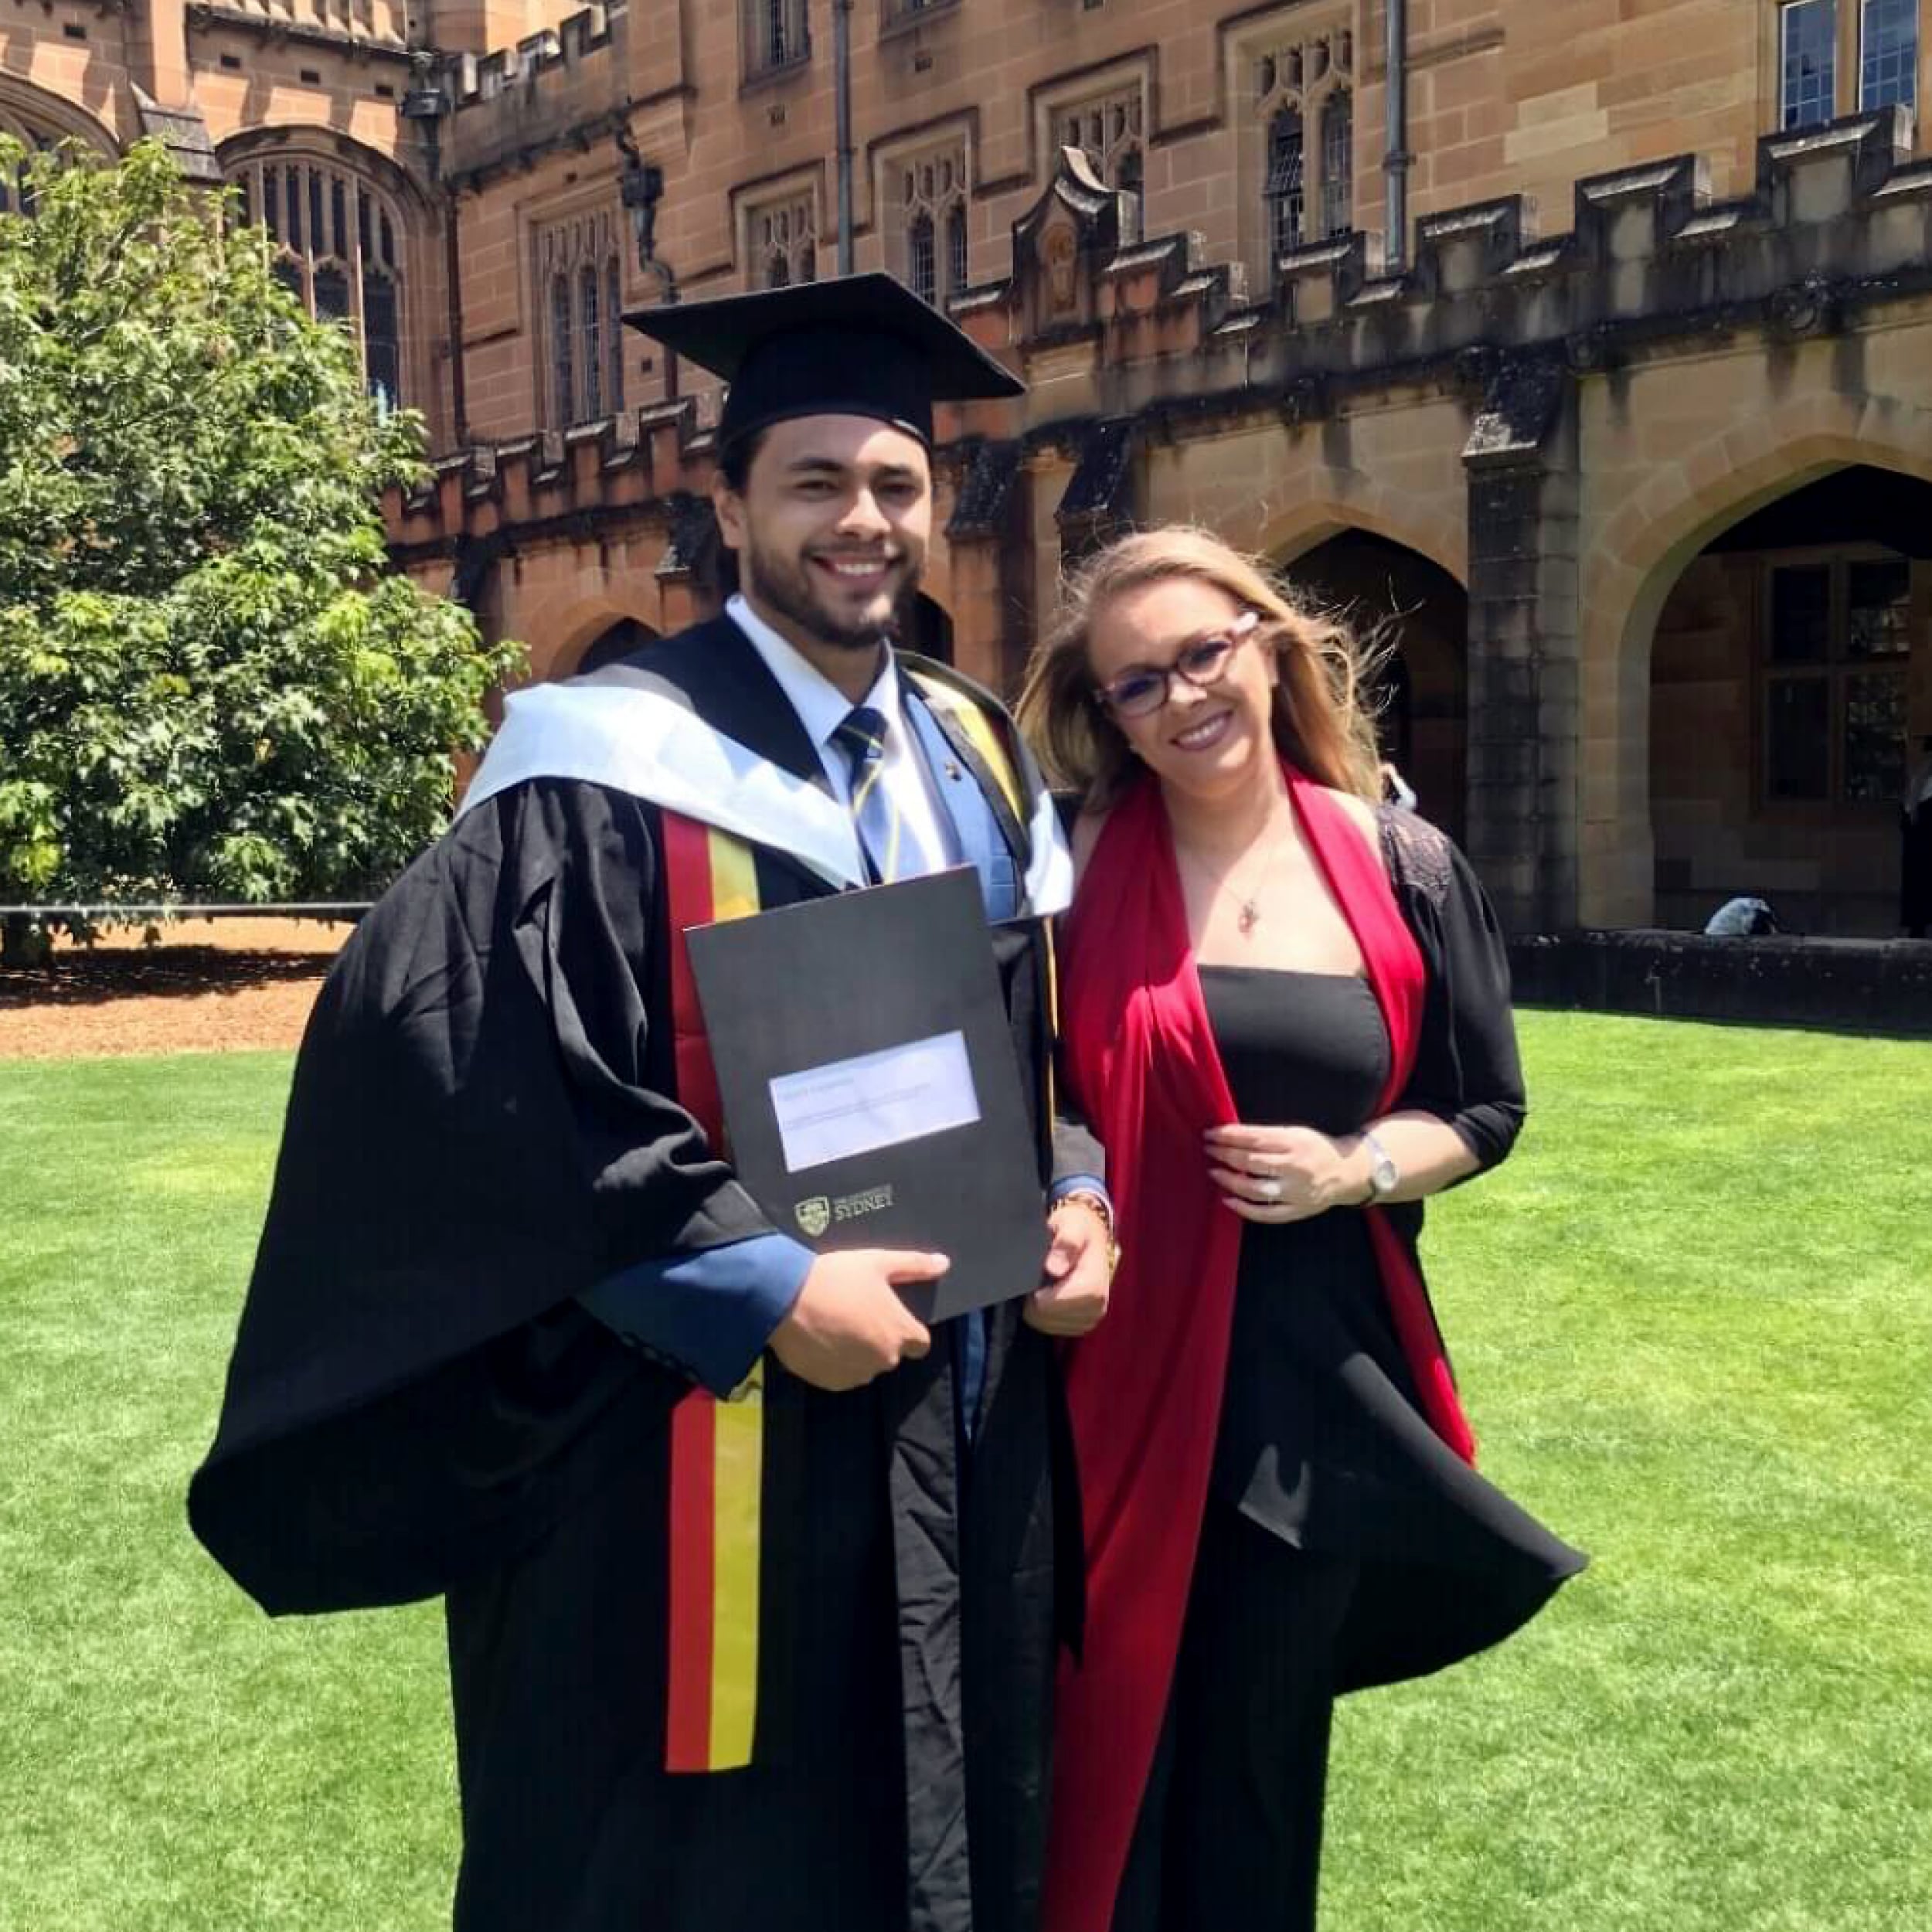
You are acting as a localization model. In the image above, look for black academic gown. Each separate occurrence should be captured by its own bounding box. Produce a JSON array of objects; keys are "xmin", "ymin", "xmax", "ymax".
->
[{"xmin": 189, "ymin": 617, "xmax": 1090, "ymax": 1932}]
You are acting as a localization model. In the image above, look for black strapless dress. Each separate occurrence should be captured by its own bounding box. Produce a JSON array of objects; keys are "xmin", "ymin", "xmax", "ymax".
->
[
  {"xmin": 1200, "ymin": 963, "xmax": 1581, "ymax": 1691},
  {"xmin": 1111, "ymin": 968, "xmax": 1581, "ymax": 1932}
]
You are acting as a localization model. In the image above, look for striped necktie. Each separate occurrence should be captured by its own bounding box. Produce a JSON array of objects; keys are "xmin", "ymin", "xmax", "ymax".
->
[{"xmin": 832, "ymin": 705, "xmax": 901, "ymax": 885}]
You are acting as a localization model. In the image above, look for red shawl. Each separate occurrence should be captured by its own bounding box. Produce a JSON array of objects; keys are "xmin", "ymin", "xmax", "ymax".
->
[{"xmin": 1042, "ymin": 765, "xmax": 1476, "ymax": 1932}]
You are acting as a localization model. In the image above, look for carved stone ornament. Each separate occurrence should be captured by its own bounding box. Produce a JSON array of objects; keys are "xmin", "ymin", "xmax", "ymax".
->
[{"xmin": 1041, "ymin": 221, "xmax": 1080, "ymax": 318}]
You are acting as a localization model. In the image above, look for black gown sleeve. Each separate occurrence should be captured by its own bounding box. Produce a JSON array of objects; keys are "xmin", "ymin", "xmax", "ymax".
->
[
  {"xmin": 1381, "ymin": 809, "xmax": 1526, "ymax": 1177},
  {"xmin": 189, "ymin": 779, "xmax": 780, "ymax": 1614}
]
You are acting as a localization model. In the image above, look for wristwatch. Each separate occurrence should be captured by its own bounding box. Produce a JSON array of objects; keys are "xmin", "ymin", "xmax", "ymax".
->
[{"xmin": 1359, "ymin": 1128, "xmax": 1399, "ymax": 1204}]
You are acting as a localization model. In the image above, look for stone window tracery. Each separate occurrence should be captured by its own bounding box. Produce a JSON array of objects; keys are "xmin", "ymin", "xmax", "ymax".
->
[
  {"xmin": 1056, "ymin": 85, "xmax": 1145, "ymax": 194},
  {"xmin": 1256, "ymin": 18, "xmax": 1354, "ymax": 261},
  {"xmin": 0, "ymin": 110, "xmax": 60, "ymax": 218},
  {"xmin": 895, "ymin": 143, "xmax": 968, "ymax": 306},
  {"xmin": 231, "ymin": 154, "xmax": 405, "ymax": 410},
  {"xmin": 747, "ymin": 189, "xmax": 817, "ymax": 290},
  {"xmin": 536, "ymin": 207, "xmax": 625, "ymax": 427}
]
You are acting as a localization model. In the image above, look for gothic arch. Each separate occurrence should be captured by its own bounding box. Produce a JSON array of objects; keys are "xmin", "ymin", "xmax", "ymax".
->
[
  {"xmin": 541, "ymin": 599, "xmax": 664, "ymax": 679},
  {"xmin": 1580, "ymin": 396, "xmax": 1932, "ymax": 923},
  {"xmin": 0, "ymin": 76, "xmax": 120, "ymax": 161},
  {"xmin": 1254, "ymin": 495, "xmax": 1466, "ymax": 589},
  {"xmin": 216, "ymin": 128, "xmax": 437, "ymax": 425}
]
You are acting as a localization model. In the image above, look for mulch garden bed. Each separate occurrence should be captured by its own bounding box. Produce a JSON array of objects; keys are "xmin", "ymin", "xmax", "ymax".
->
[{"xmin": 0, "ymin": 919, "xmax": 351, "ymax": 1060}]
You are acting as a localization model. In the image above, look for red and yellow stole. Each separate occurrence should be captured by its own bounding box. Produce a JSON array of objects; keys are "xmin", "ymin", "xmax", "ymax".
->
[{"xmin": 659, "ymin": 811, "xmax": 767, "ymax": 1774}]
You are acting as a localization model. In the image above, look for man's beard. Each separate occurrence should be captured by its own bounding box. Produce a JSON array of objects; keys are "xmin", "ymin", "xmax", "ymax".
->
[{"xmin": 742, "ymin": 536, "xmax": 918, "ymax": 653}]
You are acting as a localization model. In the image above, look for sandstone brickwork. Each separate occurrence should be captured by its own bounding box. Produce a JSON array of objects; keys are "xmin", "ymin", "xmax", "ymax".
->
[{"xmin": 6, "ymin": 1, "xmax": 1930, "ymax": 934}]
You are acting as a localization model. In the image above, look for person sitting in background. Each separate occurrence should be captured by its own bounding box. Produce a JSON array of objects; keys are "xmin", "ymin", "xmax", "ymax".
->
[{"xmin": 1704, "ymin": 896, "xmax": 1781, "ymax": 938}]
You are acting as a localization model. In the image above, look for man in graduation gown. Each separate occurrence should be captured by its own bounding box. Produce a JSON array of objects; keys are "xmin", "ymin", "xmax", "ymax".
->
[{"xmin": 189, "ymin": 274, "xmax": 1114, "ymax": 1932}]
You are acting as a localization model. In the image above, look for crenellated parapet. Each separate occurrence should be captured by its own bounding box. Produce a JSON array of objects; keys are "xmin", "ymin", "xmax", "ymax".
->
[
  {"xmin": 426, "ymin": 2, "xmax": 622, "ymax": 186},
  {"xmin": 948, "ymin": 107, "xmax": 1932, "ymax": 421},
  {"xmin": 439, "ymin": 3, "xmax": 614, "ymax": 107},
  {"xmin": 389, "ymin": 107, "xmax": 1932, "ymax": 562}
]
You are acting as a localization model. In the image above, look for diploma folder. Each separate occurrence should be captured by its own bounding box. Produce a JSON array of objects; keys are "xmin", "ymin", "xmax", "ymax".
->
[{"xmin": 685, "ymin": 866, "xmax": 1046, "ymax": 1324}]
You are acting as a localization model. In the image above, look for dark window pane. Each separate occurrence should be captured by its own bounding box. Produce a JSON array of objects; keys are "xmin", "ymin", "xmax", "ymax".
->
[
  {"xmin": 272, "ymin": 255, "xmax": 304, "ymax": 301},
  {"xmin": 1267, "ymin": 109, "xmax": 1304, "ymax": 257},
  {"xmin": 607, "ymin": 260, "xmax": 624, "ymax": 411},
  {"xmin": 947, "ymin": 202, "xmax": 968, "ymax": 299},
  {"xmin": 1767, "ymin": 675, "xmax": 1831, "ymax": 799},
  {"xmin": 1769, "ymin": 564, "xmax": 1830, "ymax": 663},
  {"xmin": 359, "ymin": 187, "xmax": 372, "ymax": 263},
  {"xmin": 1781, "ymin": 0, "xmax": 1838, "ymax": 128},
  {"xmin": 332, "ymin": 178, "xmax": 347, "ymax": 257},
  {"xmin": 909, "ymin": 212, "xmax": 935, "ymax": 306},
  {"xmin": 380, "ymin": 212, "xmax": 395, "ymax": 267},
  {"xmin": 285, "ymin": 168, "xmax": 303, "ymax": 250},
  {"xmin": 1847, "ymin": 557, "xmax": 1911, "ymax": 657},
  {"xmin": 581, "ymin": 264, "xmax": 603, "ymax": 420},
  {"xmin": 552, "ymin": 276, "xmax": 574, "ymax": 424},
  {"xmin": 314, "ymin": 263, "xmax": 349, "ymax": 321},
  {"xmin": 1321, "ymin": 89, "xmax": 1352, "ymax": 236},
  {"xmin": 362, "ymin": 274, "xmax": 400, "ymax": 411},
  {"xmin": 798, "ymin": 239, "xmax": 815, "ymax": 282},
  {"xmin": 1860, "ymin": 0, "xmax": 1917, "ymax": 110},
  {"xmin": 1843, "ymin": 669, "xmax": 1907, "ymax": 800},
  {"xmin": 309, "ymin": 172, "xmax": 325, "ymax": 253}
]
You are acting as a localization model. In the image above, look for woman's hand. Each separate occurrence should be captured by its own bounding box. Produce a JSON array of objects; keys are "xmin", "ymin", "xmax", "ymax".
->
[{"xmin": 1202, "ymin": 1122, "xmax": 1365, "ymax": 1223}]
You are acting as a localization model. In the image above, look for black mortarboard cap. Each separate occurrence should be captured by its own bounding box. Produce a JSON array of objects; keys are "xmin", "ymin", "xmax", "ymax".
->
[{"xmin": 623, "ymin": 271, "xmax": 1025, "ymax": 451}]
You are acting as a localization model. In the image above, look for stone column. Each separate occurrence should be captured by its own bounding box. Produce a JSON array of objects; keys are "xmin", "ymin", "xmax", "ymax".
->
[
  {"xmin": 1461, "ymin": 351, "xmax": 1582, "ymax": 934},
  {"xmin": 941, "ymin": 440, "xmax": 1031, "ymax": 695}
]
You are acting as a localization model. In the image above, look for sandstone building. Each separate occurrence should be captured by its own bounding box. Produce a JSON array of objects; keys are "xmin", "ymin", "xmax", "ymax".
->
[{"xmin": 6, "ymin": 1, "xmax": 1932, "ymax": 934}]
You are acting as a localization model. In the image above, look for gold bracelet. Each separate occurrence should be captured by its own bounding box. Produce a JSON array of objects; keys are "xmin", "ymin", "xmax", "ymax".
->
[{"xmin": 1053, "ymin": 1189, "xmax": 1121, "ymax": 1274}]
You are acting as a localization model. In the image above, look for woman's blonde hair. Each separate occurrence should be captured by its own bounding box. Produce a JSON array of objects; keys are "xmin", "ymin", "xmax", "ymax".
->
[{"xmin": 1015, "ymin": 526, "xmax": 1387, "ymax": 809}]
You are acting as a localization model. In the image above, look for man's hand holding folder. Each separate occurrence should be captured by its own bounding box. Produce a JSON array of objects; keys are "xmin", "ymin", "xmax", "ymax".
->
[
  {"xmin": 770, "ymin": 1247, "xmax": 947, "ymax": 1391},
  {"xmin": 688, "ymin": 869, "xmax": 1112, "ymax": 1349}
]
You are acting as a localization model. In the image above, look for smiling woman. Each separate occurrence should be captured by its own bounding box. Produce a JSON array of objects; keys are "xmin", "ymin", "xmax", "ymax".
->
[{"xmin": 1019, "ymin": 527, "xmax": 1584, "ymax": 1932}]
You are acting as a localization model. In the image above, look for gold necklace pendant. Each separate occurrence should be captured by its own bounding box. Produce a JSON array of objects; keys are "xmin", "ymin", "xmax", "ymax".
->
[{"xmin": 1237, "ymin": 897, "xmax": 1261, "ymax": 934}]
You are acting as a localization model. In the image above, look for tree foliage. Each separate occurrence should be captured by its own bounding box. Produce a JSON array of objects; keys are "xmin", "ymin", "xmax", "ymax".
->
[{"xmin": 0, "ymin": 138, "xmax": 522, "ymax": 947}]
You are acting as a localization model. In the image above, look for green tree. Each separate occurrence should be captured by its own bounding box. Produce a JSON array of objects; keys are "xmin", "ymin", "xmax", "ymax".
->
[{"xmin": 0, "ymin": 138, "xmax": 522, "ymax": 964}]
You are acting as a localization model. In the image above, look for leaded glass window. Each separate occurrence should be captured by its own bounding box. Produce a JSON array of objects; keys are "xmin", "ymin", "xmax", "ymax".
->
[
  {"xmin": 1781, "ymin": 0, "xmax": 1838, "ymax": 128},
  {"xmin": 1860, "ymin": 0, "xmax": 1918, "ymax": 110}
]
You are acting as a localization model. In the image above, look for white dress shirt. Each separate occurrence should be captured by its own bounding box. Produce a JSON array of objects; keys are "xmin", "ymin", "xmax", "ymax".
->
[{"xmin": 727, "ymin": 593, "xmax": 955, "ymax": 879}]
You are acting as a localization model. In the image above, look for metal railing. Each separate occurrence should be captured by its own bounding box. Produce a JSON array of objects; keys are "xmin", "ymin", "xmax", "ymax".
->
[{"xmin": 1, "ymin": 903, "xmax": 371, "ymax": 921}]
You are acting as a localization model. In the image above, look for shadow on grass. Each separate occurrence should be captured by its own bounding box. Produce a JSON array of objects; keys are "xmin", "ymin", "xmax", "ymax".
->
[{"xmin": 0, "ymin": 948, "xmax": 335, "ymax": 1009}]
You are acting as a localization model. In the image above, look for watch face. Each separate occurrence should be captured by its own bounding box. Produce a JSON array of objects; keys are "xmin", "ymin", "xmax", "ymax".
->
[{"xmin": 1370, "ymin": 1148, "xmax": 1398, "ymax": 1194}]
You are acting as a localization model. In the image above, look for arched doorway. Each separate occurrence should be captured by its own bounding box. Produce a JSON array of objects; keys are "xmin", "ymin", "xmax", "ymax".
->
[
  {"xmin": 904, "ymin": 593, "xmax": 954, "ymax": 666},
  {"xmin": 1280, "ymin": 532, "xmax": 1468, "ymax": 845},
  {"xmin": 1648, "ymin": 465, "xmax": 1930, "ymax": 936},
  {"xmin": 576, "ymin": 617, "xmax": 660, "ymax": 675}
]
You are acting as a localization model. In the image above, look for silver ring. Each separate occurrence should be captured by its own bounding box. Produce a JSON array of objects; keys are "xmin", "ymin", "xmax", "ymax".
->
[{"xmin": 1256, "ymin": 1179, "xmax": 1284, "ymax": 1203}]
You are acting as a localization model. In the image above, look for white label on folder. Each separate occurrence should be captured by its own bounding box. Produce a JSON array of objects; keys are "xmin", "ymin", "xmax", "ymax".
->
[{"xmin": 769, "ymin": 1031, "xmax": 982, "ymax": 1174}]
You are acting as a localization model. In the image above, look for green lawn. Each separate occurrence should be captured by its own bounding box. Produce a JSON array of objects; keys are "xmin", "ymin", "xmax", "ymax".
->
[{"xmin": 1, "ymin": 1015, "xmax": 1927, "ymax": 1930}]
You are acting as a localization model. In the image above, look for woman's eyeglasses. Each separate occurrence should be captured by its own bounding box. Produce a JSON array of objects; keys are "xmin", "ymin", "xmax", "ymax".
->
[{"xmin": 1093, "ymin": 611, "xmax": 1263, "ymax": 719}]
